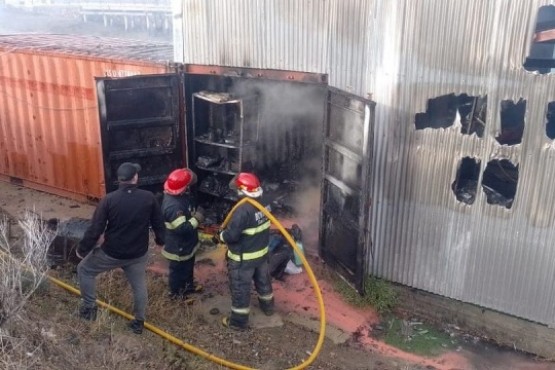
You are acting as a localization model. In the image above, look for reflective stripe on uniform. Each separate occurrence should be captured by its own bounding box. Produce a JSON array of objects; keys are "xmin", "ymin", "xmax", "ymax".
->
[
  {"xmin": 165, "ymin": 215, "xmax": 198, "ymax": 230},
  {"xmin": 231, "ymin": 306, "xmax": 250, "ymax": 315},
  {"xmin": 227, "ymin": 246, "xmax": 269, "ymax": 262},
  {"xmin": 258, "ymin": 293, "xmax": 273, "ymax": 301},
  {"xmin": 161, "ymin": 243, "xmax": 200, "ymax": 262},
  {"xmin": 241, "ymin": 220, "xmax": 271, "ymax": 235},
  {"xmin": 165, "ymin": 215, "xmax": 186, "ymax": 230}
]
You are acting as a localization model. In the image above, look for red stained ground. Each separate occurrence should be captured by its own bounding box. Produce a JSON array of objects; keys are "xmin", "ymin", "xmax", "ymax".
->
[{"xmin": 149, "ymin": 246, "xmax": 543, "ymax": 370}]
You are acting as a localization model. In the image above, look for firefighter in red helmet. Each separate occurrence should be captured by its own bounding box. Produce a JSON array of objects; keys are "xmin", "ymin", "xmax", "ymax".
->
[
  {"xmin": 161, "ymin": 168, "xmax": 205, "ymax": 299},
  {"xmin": 218, "ymin": 172, "xmax": 275, "ymax": 330}
]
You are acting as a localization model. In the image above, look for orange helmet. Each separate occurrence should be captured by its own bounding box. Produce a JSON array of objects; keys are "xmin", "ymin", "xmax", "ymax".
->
[
  {"xmin": 164, "ymin": 169, "xmax": 196, "ymax": 195},
  {"xmin": 233, "ymin": 172, "xmax": 263, "ymax": 198}
]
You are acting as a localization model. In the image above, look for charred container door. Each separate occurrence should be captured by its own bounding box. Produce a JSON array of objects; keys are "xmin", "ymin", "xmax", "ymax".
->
[
  {"xmin": 96, "ymin": 74, "xmax": 185, "ymax": 193},
  {"xmin": 320, "ymin": 88, "xmax": 374, "ymax": 292}
]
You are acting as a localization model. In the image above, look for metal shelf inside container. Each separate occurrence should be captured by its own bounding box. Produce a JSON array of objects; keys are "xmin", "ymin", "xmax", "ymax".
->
[
  {"xmin": 196, "ymin": 165, "xmax": 237, "ymax": 176},
  {"xmin": 198, "ymin": 188, "xmax": 237, "ymax": 202},
  {"xmin": 194, "ymin": 137, "xmax": 242, "ymax": 149},
  {"xmin": 193, "ymin": 91, "xmax": 241, "ymax": 105}
]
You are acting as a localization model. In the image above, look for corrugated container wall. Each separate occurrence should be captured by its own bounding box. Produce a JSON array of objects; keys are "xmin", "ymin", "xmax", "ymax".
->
[
  {"xmin": 174, "ymin": 0, "xmax": 555, "ymax": 325},
  {"xmin": 0, "ymin": 35, "xmax": 171, "ymax": 200}
]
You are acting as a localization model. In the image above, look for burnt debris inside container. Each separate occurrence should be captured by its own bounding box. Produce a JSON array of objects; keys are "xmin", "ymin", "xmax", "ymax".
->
[{"xmin": 186, "ymin": 74, "xmax": 326, "ymax": 223}]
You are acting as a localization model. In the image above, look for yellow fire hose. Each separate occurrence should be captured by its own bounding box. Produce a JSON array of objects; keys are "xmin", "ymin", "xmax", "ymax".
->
[{"xmin": 44, "ymin": 197, "xmax": 326, "ymax": 370}]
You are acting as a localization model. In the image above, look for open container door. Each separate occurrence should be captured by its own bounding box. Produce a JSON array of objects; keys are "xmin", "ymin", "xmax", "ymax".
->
[
  {"xmin": 96, "ymin": 73, "xmax": 186, "ymax": 193},
  {"xmin": 319, "ymin": 87, "xmax": 375, "ymax": 293}
]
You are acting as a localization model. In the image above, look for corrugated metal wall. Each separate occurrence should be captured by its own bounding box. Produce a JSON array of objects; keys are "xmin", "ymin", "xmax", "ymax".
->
[
  {"xmin": 174, "ymin": 0, "xmax": 372, "ymax": 96},
  {"xmin": 0, "ymin": 35, "xmax": 169, "ymax": 200},
  {"xmin": 370, "ymin": 0, "xmax": 555, "ymax": 325},
  {"xmin": 175, "ymin": 0, "xmax": 555, "ymax": 325}
]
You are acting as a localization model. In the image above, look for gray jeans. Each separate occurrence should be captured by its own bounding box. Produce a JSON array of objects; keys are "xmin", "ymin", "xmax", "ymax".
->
[{"xmin": 77, "ymin": 248, "xmax": 148, "ymax": 321}]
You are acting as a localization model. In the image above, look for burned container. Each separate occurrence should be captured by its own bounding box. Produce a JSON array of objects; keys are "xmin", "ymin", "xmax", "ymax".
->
[{"xmin": 0, "ymin": 34, "xmax": 172, "ymax": 201}]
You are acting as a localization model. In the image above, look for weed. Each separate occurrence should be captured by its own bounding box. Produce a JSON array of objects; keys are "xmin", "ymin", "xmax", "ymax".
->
[
  {"xmin": 381, "ymin": 317, "xmax": 457, "ymax": 356},
  {"xmin": 334, "ymin": 275, "xmax": 398, "ymax": 314}
]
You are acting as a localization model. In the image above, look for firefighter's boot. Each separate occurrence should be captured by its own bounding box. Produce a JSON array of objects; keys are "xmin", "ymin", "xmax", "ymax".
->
[
  {"xmin": 223, "ymin": 311, "xmax": 248, "ymax": 331},
  {"xmin": 258, "ymin": 296, "xmax": 275, "ymax": 316}
]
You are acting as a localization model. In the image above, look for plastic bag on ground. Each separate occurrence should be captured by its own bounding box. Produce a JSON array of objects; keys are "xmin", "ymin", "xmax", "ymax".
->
[{"xmin": 284, "ymin": 260, "xmax": 302, "ymax": 275}]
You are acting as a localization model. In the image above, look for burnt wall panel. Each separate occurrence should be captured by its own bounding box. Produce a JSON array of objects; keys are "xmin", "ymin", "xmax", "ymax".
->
[
  {"xmin": 320, "ymin": 88, "xmax": 373, "ymax": 291},
  {"xmin": 97, "ymin": 74, "xmax": 183, "ymax": 193}
]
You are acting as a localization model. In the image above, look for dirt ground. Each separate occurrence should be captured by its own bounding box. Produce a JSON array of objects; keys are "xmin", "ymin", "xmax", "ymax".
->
[
  {"xmin": 0, "ymin": 181, "xmax": 420, "ymax": 370},
  {"xmin": 2, "ymin": 182, "xmax": 555, "ymax": 370}
]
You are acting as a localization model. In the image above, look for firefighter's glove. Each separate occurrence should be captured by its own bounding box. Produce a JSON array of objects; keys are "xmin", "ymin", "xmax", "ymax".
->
[
  {"xmin": 192, "ymin": 210, "xmax": 205, "ymax": 224},
  {"xmin": 212, "ymin": 230, "xmax": 224, "ymax": 245}
]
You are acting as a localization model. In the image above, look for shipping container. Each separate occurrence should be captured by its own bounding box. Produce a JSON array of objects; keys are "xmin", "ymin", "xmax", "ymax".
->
[{"xmin": 0, "ymin": 34, "xmax": 172, "ymax": 200}]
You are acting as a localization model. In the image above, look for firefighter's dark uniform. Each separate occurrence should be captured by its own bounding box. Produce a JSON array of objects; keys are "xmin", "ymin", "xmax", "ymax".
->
[
  {"xmin": 221, "ymin": 197, "xmax": 274, "ymax": 329},
  {"xmin": 161, "ymin": 192, "xmax": 200, "ymax": 297}
]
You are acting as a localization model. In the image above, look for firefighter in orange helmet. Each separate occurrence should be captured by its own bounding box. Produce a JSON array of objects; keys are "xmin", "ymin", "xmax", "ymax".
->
[
  {"xmin": 218, "ymin": 172, "xmax": 274, "ymax": 330},
  {"xmin": 161, "ymin": 168, "xmax": 205, "ymax": 299}
]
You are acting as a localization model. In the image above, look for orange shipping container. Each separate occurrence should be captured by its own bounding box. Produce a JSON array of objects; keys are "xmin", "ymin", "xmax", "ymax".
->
[{"xmin": 0, "ymin": 35, "xmax": 171, "ymax": 200}]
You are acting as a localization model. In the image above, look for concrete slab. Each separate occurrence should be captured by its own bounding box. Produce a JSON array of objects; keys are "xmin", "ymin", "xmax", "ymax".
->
[
  {"xmin": 284, "ymin": 312, "xmax": 350, "ymax": 345},
  {"xmin": 195, "ymin": 294, "xmax": 284, "ymax": 330}
]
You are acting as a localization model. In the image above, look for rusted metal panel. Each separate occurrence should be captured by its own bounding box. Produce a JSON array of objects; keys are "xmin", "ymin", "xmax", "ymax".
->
[
  {"xmin": 0, "ymin": 35, "xmax": 170, "ymax": 200},
  {"xmin": 0, "ymin": 34, "xmax": 173, "ymax": 64},
  {"xmin": 184, "ymin": 64, "xmax": 327, "ymax": 84}
]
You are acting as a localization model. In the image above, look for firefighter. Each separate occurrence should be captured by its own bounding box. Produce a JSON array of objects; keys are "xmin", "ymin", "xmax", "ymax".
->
[
  {"xmin": 161, "ymin": 168, "xmax": 205, "ymax": 299},
  {"xmin": 217, "ymin": 172, "xmax": 274, "ymax": 330}
]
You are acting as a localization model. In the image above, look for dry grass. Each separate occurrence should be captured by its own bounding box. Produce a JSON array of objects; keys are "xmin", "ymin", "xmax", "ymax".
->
[
  {"xmin": 0, "ymin": 211, "xmax": 54, "ymax": 369},
  {"xmin": 0, "ymin": 213, "xmax": 407, "ymax": 369}
]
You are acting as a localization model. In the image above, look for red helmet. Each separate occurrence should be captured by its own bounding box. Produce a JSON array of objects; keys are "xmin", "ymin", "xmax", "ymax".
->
[
  {"xmin": 234, "ymin": 172, "xmax": 263, "ymax": 198},
  {"xmin": 164, "ymin": 169, "xmax": 196, "ymax": 195}
]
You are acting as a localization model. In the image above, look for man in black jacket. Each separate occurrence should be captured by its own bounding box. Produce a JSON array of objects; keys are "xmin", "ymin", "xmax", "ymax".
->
[
  {"xmin": 218, "ymin": 172, "xmax": 274, "ymax": 330},
  {"xmin": 161, "ymin": 168, "xmax": 204, "ymax": 299},
  {"xmin": 76, "ymin": 162, "xmax": 165, "ymax": 334}
]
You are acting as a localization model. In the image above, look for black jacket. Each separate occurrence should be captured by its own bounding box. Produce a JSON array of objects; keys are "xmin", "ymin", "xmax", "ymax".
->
[
  {"xmin": 78, "ymin": 184, "xmax": 165, "ymax": 259},
  {"xmin": 221, "ymin": 197, "xmax": 271, "ymax": 258},
  {"xmin": 161, "ymin": 192, "xmax": 199, "ymax": 261}
]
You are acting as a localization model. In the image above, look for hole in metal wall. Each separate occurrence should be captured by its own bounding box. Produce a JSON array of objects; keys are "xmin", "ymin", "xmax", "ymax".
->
[
  {"xmin": 452, "ymin": 157, "xmax": 481, "ymax": 205},
  {"xmin": 458, "ymin": 94, "xmax": 487, "ymax": 138},
  {"xmin": 415, "ymin": 93, "xmax": 487, "ymax": 137},
  {"xmin": 545, "ymin": 101, "xmax": 555, "ymax": 139},
  {"xmin": 415, "ymin": 94, "xmax": 458, "ymax": 130},
  {"xmin": 496, "ymin": 99, "xmax": 526, "ymax": 146},
  {"xmin": 481, "ymin": 159, "xmax": 519, "ymax": 209}
]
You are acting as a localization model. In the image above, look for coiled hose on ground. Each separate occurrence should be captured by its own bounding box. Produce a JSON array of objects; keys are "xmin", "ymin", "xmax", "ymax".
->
[{"xmin": 47, "ymin": 197, "xmax": 326, "ymax": 369}]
